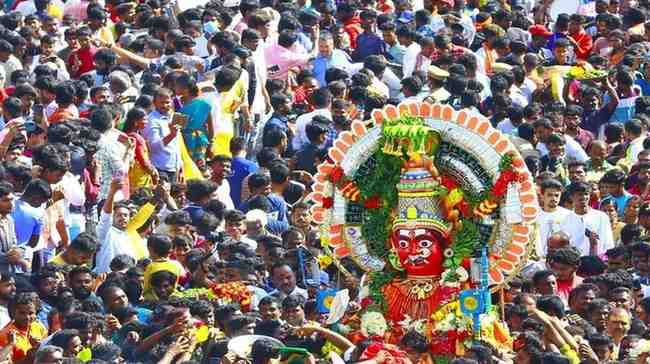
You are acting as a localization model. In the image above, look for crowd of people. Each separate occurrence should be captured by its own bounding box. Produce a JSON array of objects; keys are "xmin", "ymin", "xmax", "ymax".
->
[{"xmin": 3, "ymin": 0, "xmax": 650, "ymax": 363}]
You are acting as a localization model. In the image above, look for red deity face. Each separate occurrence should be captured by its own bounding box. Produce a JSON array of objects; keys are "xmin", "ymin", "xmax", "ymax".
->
[{"xmin": 391, "ymin": 228, "xmax": 445, "ymax": 276}]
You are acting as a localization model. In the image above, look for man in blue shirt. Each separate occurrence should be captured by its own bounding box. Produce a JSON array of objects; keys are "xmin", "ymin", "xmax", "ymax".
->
[
  {"xmin": 264, "ymin": 93, "xmax": 293, "ymax": 137},
  {"xmin": 142, "ymin": 88, "xmax": 181, "ymax": 183},
  {"xmin": 311, "ymin": 32, "xmax": 361, "ymax": 87},
  {"xmin": 351, "ymin": 9, "xmax": 388, "ymax": 62},
  {"xmin": 228, "ymin": 137, "xmax": 259, "ymax": 209},
  {"xmin": 240, "ymin": 173, "xmax": 289, "ymax": 235},
  {"xmin": 12, "ymin": 179, "xmax": 50, "ymax": 272}
]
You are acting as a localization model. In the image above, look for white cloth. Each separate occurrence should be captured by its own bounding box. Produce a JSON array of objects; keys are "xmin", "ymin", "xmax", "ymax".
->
[
  {"xmin": 521, "ymin": 77, "xmax": 537, "ymax": 103},
  {"xmin": 401, "ymin": 43, "xmax": 421, "ymax": 78},
  {"xmin": 382, "ymin": 68, "xmax": 402, "ymax": 100},
  {"xmin": 561, "ymin": 209, "xmax": 614, "ymax": 256},
  {"xmin": 193, "ymin": 36, "xmax": 210, "ymax": 58},
  {"xmin": 0, "ymin": 305, "xmax": 8, "ymax": 328},
  {"xmin": 216, "ymin": 180, "xmax": 235, "ymax": 210},
  {"xmin": 269, "ymin": 285, "xmax": 308, "ymax": 301},
  {"xmin": 537, "ymin": 207, "xmax": 574, "ymax": 258},
  {"xmin": 0, "ymin": 55, "xmax": 22, "ymax": 88},
  {"xmin": 250, "ymin": 46, "xmax": 268, "ymax": 115},
  {"xmin": 292, "ymin": 108, "xmax": 332, "ymax": 152},
  {"xmin": 94, "ymin": 210, "xmax": 135, "ymax": 274}
]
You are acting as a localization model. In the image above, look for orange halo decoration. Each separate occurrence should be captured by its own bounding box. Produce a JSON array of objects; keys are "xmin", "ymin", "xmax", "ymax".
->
[{"xmin": 307, "ymin": 101, "xmax": 539, "ymax": 287}]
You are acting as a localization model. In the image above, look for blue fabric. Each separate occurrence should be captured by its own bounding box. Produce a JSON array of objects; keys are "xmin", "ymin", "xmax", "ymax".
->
[
  {"xmin": 581, "ymin": 107, "xmax": 614, "ymax": 135},
  {"xmin": 351, "ymin": 32, "xmax": 388, "ymax": 62},
  {"xmin": 11, "ymin": 199, "xmax": 43, "ymax": 246},
  {"xmin": 636, "ymin": 79, "xmax": 650, "ymax": 96},
  {"xmin": 608, "ymin": 96, "xmax": 637, "ymax": 124},
  {"xmin": 143, "ymin": 110, "xmax": 181, "ymax": 172},
  {"xmin": 183, "ymin": 204, "xmax": 206, "ymax": 226},
  {"xmin": 311, "ymin": 49, "xmax": 356, "ymax": 87},
  {"xmin": 179, "ymin": 98, "xmax": 212, "ymax": 161},
  {"xmin": 240, "ymin": 194, "xmax": 289, "ymax": 234},
  {"xmin": 228, "ymin": 156, "xmax": 259, "ymax": 209},
  {"xmin": 264, "ymin": 114, "xmax": 290, "ymax": 136}
]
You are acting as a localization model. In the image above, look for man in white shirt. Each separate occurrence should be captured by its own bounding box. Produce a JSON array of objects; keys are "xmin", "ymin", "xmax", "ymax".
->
[
  {"xmin": 562, "ymin": 181, "xmax": 614, "ymax": 256},
  {"xmin": 535, "ymin": 118, "xmax": 589, "ymax": 163},
  {"xmin": 209, "ymin": 155, "xmax": 235, "ymax": 210},
  {"xmin": 95, "ymin": 179, "xmax": 135, "ymax": 274},
  {"xmin": 537, "ymin": 179, "xmax": 576, "ymax": 258},
  {"xmin": 269, "ymin": 263, "xmax": 308, "ymax": 301},
  {"xmin": 292, "ymin": 87, "xmax": 332, "ymax": 152},
  {"xmin": 398, "ymin": 27, "xmax": 421, "ymax": 78}
]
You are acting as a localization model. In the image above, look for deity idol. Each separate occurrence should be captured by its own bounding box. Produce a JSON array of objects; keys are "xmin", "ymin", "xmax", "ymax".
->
[
  {"xmin": 309, "ymin": 102, "xmax": 538, "ymax": 353},
  {"xmin": 383, "ymin": 148, "xmax": 458, "ymax": 322}
]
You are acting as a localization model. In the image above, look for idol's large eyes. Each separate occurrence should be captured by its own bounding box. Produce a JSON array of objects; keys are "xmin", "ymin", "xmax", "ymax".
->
[
  {"xmin": 419, "ymin": 240, "xmax": 433, "ymax": 248},
  {"xmin": 398, "ymin": 240, "xmax": 409, "ymax": 249}
]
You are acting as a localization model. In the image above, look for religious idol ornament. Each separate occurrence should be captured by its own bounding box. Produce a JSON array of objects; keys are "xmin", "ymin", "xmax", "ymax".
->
[{"xmin": 308, "ymin": 102, "xmax": 539, "ymax": 358}]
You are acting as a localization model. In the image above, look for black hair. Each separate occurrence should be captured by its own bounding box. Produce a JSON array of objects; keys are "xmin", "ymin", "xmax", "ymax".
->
[
  {"xmin": 22, "ymin": 178, "xmax": 52, "ymax": 200},
  {"xmin": 185, "ymin": 179, "xmax": 218, "ymax": 203},
  {"xmin": 306, "ymin": 122, "xmax": 327, "ymax": 144},
  {"xmin": 281, "ymin": 294, "xmax": 305, "ymax": 309},
  {"xmin": 92, "ymin": 343, "xmax": 122, "ymax": 362},
  {"xmin": 536, "ymin": 295, "xmax": 565, "ymax": 318},
  {"xmin": 262, "ymin": 128, "xmax": 286, "ymax": 149},
  {"xmin": 248, "ymin": 173, "xmax": 271, "ymax": 191},
  {"xmin": 270, "ymin": 163, "xmax": 290, "ymax": 184},
  {"xmin": 149, "ymin": 270, "xmax": 177, "ymax": 287},
  {"xmin": 123, "ymin": 107, "xmax": 148, "ymax": 134},
  {"xmin": 256, "ymin": 148, "xmax": 279, "ymax": 169},
  {"xmin": 164, "ymin": 210, "xmax": 192, "ymax": 226},
  {"xmin": 147, "ymin": 234, "xmax": 173, "ymax": 257},
  {"xmin": 400, "ymin": 330, "xmax": 428, "ymax": 353},
  {"xmin": 532, "ymin": 269, "xmax": 555, "ymax": 287},
  {"xmin": 70, "ymin": 232, "xmax": 98, "ymax": 254},
  {"xmin": 2, "ymin": 97, "xmax": 21, "ymax": 120},
  {"xmin": 225, "ymin": 315, "xmax": 256, "ymax": 334},
  {"xmin": 89, "ymin": 107, "xmax": 113, "ymax": 133},
  {"xmin": 547, "ymin": 247, "xmax": 581, "ymax": 267}
]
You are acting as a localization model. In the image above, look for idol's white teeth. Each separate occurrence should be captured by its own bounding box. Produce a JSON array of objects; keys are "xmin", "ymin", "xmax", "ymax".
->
[{"xmin": 407, "ymin": 256, "xmax": 429, "ymax": 265}]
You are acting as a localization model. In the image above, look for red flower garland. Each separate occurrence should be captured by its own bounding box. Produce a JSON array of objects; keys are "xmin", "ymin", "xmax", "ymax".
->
[
  {"xmin": 330, "ymin": 166, "xmax": 345, "ymax": 184},
  {"xmin": 322, "ymin": 197, "xmax": 334, "ymax": 209},
  {"xmin": 210, "ymin": 282, "xmax": 252, "ymax": 312},
  {"xmin": 491, "ymin": 168, "xmax": 519, "ymax": 199},
  {"xmin": 364, "ymin": 196, "xmax": 382, "ymax": 209}
]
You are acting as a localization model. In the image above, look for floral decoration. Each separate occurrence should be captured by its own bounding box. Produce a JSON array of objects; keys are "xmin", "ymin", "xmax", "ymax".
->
[{"xmin": 210, "ymin": 281, "xmax": 252, "ymax": 312}]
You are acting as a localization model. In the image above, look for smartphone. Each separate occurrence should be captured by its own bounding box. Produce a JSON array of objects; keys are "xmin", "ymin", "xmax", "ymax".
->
[
  {"xmin": 119, "ymin": 95, "xmax": 137, "ymax": 104},
  {"xmin": 584, "ymin": 228, "xmax": 592, "ymax": 237},
  {"xmin": 172, "ymin": 113, "xmax": 188, "ymax": 128},
  {"xmin": 32, "ymin": 104, "xmax": 44, "ymax": 124}
]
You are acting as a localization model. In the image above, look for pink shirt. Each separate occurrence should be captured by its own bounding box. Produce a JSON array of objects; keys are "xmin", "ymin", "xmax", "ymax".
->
[
  {"xmin": 264, "ymin": 43, "xmax": 310, "ymax": 81},
  {"xmin": 233, "ymin": 20, "xmax": 248, "ymax": 34}
]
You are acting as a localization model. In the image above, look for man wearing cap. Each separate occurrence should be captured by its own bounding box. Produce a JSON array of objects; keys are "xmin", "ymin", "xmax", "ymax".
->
[
  {"xmin": 424, "ymin": 65, "xmax": 450, "ymax": 104},
  {"xmin": 528, "ymin": 24, "xmax": 553, "ymax": 60}
]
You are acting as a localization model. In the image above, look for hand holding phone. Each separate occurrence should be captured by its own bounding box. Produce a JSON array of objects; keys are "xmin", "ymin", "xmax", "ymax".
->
[{"xmin": 172, "ymin": 113, "xmax": 189, "ymax": 128}]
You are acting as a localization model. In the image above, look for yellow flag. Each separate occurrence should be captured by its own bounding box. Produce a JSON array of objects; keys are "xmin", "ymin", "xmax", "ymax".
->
[{"xmin": 178, "ymin": 133, "xmax": 203, "ymax": 180}]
